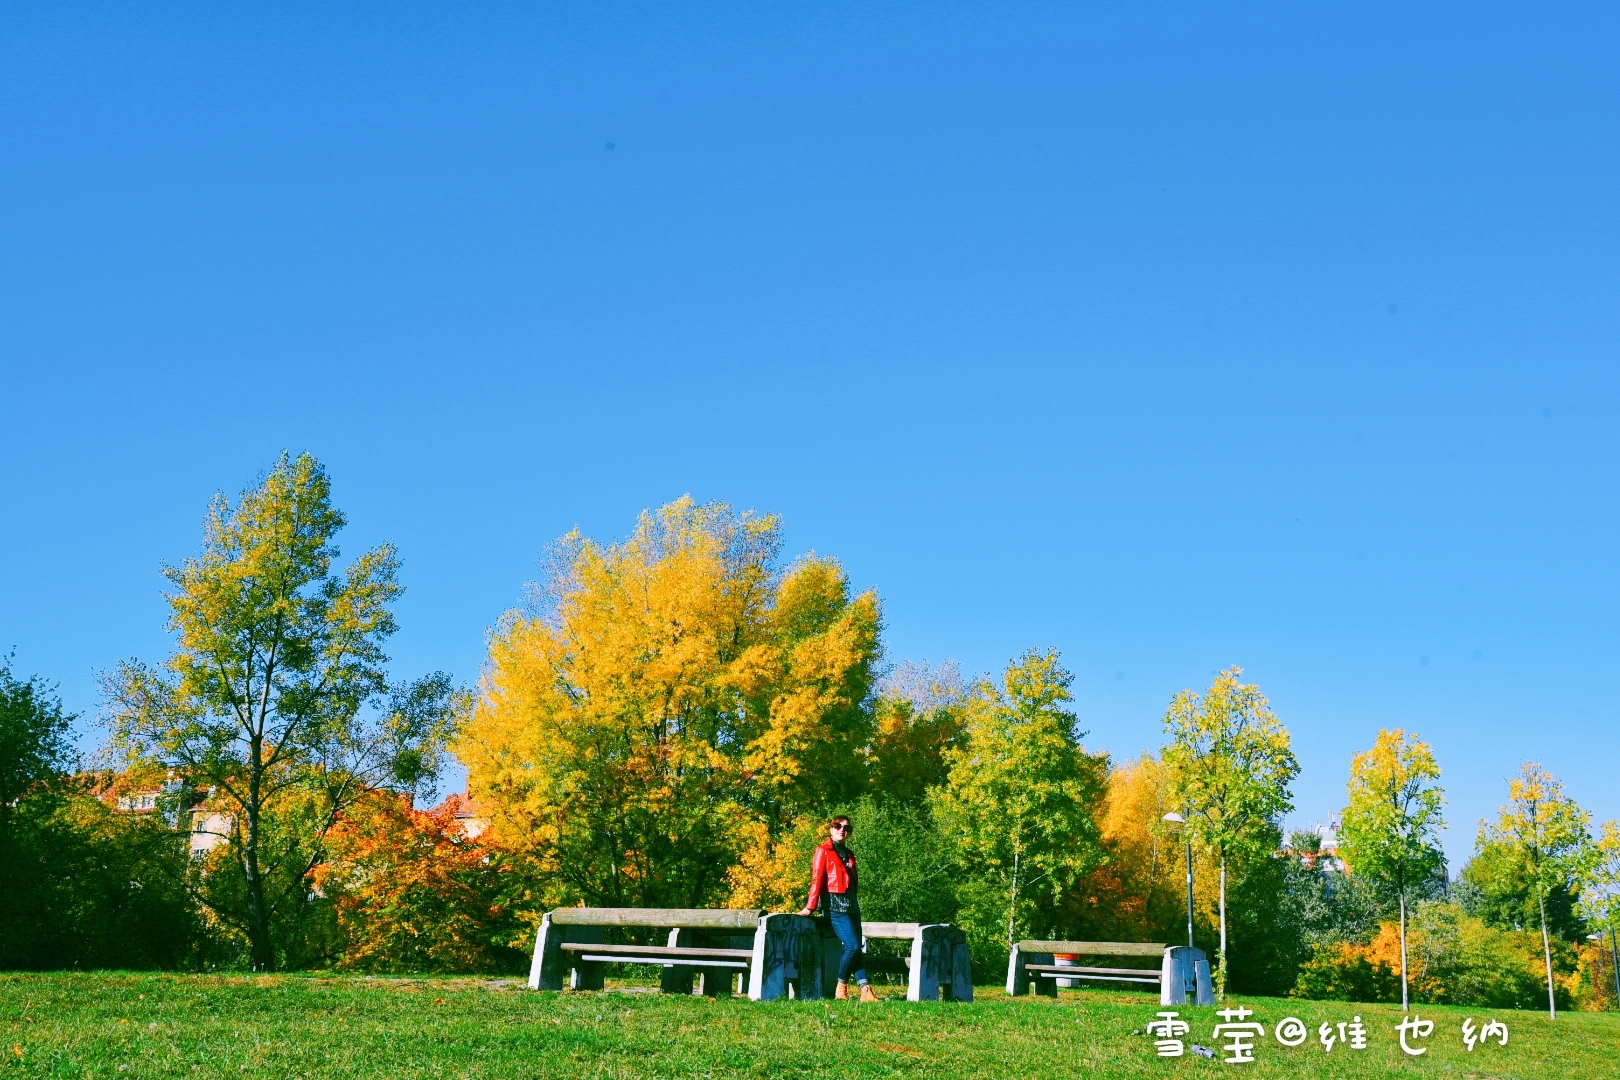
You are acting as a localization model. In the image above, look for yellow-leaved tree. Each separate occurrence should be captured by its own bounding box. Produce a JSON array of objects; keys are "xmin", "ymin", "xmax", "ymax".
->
[
  {"xmin": 458, "ymin": 497, "xmax": 881, "ymax": 912},
  {"xmin": 1338, "ymin": 728, "xmax": 1445, "ymax": 1012},
  {"xmin": 1162, "ymin": 667, "xmax": 1299, "ymax": 999}
]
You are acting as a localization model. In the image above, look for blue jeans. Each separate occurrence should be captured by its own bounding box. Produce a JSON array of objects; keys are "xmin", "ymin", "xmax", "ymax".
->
[{"xmin": 828, "ymin": 907, "xmax": 868, "ymax": 986}]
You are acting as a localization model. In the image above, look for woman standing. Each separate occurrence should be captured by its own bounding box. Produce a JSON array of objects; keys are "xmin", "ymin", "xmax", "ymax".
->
[{"xmin": 798, "ymin": 815, "xmax": 877, "ymax": 1002}]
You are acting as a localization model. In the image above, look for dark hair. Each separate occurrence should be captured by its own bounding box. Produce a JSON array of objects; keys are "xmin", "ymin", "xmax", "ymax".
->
[{"xmin": 829, "ymin": 816, "xmax": 851, "ymax": 830}]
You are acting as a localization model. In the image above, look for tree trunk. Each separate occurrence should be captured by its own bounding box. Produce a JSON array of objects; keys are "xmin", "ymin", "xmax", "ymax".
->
[
  {"xmin": 1006, "ymin": 849, "xmax": 1020, "ymax": 952},
  {"xmin": 1398, "ymin": 889, "xmax": 1409, "ymax": 1012},
  {"xmin": 244, "ymin": 726, "xmax": 273, "ymax": 972},
  {"xmin": 243, "ymin": 805, "xmax": 274, "ymax": 971},
  {"xmin": 1217, "ymin": 855, "xmax": 1227, "ymax": 1001},
  {"xmin": 1539, "ymin": 891, "xmax": 1556, "ymax": 1020}
]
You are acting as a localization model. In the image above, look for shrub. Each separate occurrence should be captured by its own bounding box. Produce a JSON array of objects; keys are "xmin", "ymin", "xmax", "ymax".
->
[
  {"xmin": 1291, "ymin": 901, "xmax": 1570, "ymax": 1009},
  {"xmin": 0, "ymin": 786, "xmax": 204, "ymax": 970}
]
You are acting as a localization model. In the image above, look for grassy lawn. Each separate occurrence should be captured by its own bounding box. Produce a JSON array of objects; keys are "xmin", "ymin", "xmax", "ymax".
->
[{"xmin": 3, "ymin": 972, "xmax": 1616, "ymax": 1079}]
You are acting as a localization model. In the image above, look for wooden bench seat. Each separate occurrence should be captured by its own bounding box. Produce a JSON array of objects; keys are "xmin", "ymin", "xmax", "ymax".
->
[
  {"xmin": 1024, "ymin": 964, "xmax": 1161, "ymax": 984},
  {"xmin": 559, "ymin": 942, "xmax": 754, "ymax": 967},
  {"xmin": 1007, "ymin": 940, "xmax": 1165, "ymax": 997}
]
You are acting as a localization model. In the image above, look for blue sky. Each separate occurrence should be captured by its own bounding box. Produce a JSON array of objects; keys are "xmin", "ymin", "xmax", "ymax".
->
[{"xmin": 3, "ymin": 2, "xmax": 1616, "ymax": 864}]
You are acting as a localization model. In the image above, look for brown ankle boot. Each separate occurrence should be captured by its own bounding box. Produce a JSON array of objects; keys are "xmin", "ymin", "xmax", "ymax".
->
[
  {"xmin": 834, "ymin": 981, "xmax": 849, "ymax": 1000},
  {"xmin": 859, "ymin": 984, "xmax": 878, "ymax": 1003}
]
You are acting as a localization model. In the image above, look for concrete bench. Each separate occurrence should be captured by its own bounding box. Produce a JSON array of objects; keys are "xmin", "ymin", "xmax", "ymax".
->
[
  {"xmin": 530, "ymin": 907, "xmax": 971, "ymax": 1002},
  {"xmin": 1006, "ymin": 940, "xmax": 1213, "ymax": 1004},
  {"xmin": 1007, "ymin": 940, "xmax": 1166, "ymax": 997},
  {"xmin": 822, "ymin": 920, "xmax": 972, "ymax": 1002},
  {"xmin": 529, "ymin": 907, "xmax": 762, "ymax": 996}
]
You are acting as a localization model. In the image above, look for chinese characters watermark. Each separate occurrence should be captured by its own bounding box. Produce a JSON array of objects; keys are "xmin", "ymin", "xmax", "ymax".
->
[
  {"xmin": 1146, "ymin": 1011, "xmax": 1190, "ymax": 1058},
  {"xmin": 1317, "ymin": 1015, "xmax": 1367, "ymax": 1052},
  {"xmin": 1212, "ymin": 1006, "xmax": 1265, "ymax": 1064},
  {"xmin": 1143, "ymin": 1007, "xmax": 1511, "ymax": 1064},
  {"xmin": 1462, "ymin": 1017, "xmax": 1508, "ymax": 1051},
  {"xmin": 1396, "ymin": 1014, "xmax": 1435, "ymax": 1056}
]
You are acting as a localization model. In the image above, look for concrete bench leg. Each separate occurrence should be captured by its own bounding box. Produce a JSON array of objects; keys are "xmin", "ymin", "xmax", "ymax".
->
[
  {"xmin": 1032, "ymin": 952, "xmax": 1058, "ymax": 997},
  {"xmin": 698, "ymin": 934, "xmax": 753, "ymax": 997},
  {"xmin": 1159, "ymin": 946, "xmax": 1214, "ymax": 1006},
  {"xmin": 697, "ymin": 929, "xmax": 733, "ymax": 999},
  {"xmin": 697, "ymin": 967, "xmax": 731, "ymax": 997},
  {"xmin": 661, "ymin": 929, "xmax": 696, "ymax": 995},
  {"xmin": 909, "ymin": 924, "xmax": 973, "ymax": 1002},
  {"xmin": 948, "ymin": 929, "xmax": 973, "ymax": 1001},
  {"xmin": 908, "ymin": 928, "xmax": 937, "ymax": 1001},
  {"xmin": 657, "ymin": 929, "xmax": 742, "ymax": 996},
  {"xmin": 1006, "ymin": 946, "xmax": 1056, "ymax": 997},
  {"xmin": 1005, "ymin": 944, "xmax": 1027, "ymax": 997},
  {"xmin": 528, "ymin": 913, "xmax": 554, "ymax": 990},
  {"xmin": 748, "ymin": 914, "xmax": 823, "ymax": 1000},
  {"xmin": 530, "ymin": 914, "xmax": 606, "ymax": 991}
]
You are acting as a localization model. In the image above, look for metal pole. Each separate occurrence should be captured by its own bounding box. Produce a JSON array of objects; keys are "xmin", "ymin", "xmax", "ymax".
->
[
  {"xmin": 1185, "ymin": 811, "xmax": 1195, "ymax": 950},
  {"xmin": 1611, "ymin": 924, "xmax": 1619, "ymax": 1011}
]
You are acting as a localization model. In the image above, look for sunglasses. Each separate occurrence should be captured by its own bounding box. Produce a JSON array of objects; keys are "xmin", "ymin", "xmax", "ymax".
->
[{"xmin": 831, "ymin": 823, "xmax": 851, "ymax": 833}]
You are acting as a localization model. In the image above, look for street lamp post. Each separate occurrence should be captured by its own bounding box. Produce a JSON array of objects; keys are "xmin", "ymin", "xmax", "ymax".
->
[
  {"xmin": 1589, "ymin": 933, "xmax": 1606, "ymax": 1009},
  {"xmin": 1611, "ymin": 925, "xmax": 1620, "ymax": 1011},
  {"xmin": 1163, "ymin": 811, "xmax": 1193, "ymax": 949}
]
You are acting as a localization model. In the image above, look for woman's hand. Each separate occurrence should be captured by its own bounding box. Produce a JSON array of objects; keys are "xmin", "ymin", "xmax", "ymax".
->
[{"xmin": 797, "ymin": 907, "xmax": 813, "ymax": 916}]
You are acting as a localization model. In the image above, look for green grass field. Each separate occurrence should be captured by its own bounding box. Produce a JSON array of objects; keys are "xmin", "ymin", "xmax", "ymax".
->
[{"xmin": 3, "ymin": 973, "xmax": 1616, "ymax": 1079}]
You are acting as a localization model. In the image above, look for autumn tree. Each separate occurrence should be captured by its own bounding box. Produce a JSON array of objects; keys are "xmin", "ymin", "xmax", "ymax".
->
[
  {"xmin": 1338, "ymin": 728, "xmax": 1446, "ymax": 1011},
  {"xmin": 868, "ymin": 660, "xmax": 966, "ymax": 805},
  {"xmin": 932, "ymin": 649, "xmax": 1108, "ymax": 955},
  {"xmin": 1578, "ymin": 820, "xmax": 1620, "ymax": 1007},
  {"xmin": 1163, "ymin": 667, "xmax": 1299, "ymax": 999},
  {"xmin": 459, "ymin": 497, "xmax": 881, "ymax": 911},
  {"xmin": 1062, "ymin": 754, "xmax": 1221, "ymax": 946},
  {"xmin": 1478, "ymin": 762, "xmax": 1594, "ymax": 1019},
  {"xmin": 104, "ymin": 453, "xmax": 463, "ymax": 970},
  {"xmin": 315, "ymin": 792, "xmax": 526, "ymax": 973}
]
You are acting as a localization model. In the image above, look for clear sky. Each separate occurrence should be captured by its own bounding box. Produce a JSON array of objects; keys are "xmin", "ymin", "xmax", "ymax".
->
[{"xmin": 3, "ymin": 2, "xmax": 1616, "ymax": 866}]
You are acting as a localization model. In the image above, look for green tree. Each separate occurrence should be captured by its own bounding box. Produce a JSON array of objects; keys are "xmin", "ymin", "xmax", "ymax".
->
[
  {"xmin": 1, "ymin": 660, "xmax": 201, "ymax": 970},
  {"xmin": 1163, "ymin": 666, "xmax": 1299, "ymax": 999},
  {"xmin": 932, "ymin": 649, "xmax": 1108, "ymax": 957},
  {"xmin": 103, "ymin": 453, "xmax": 463, "ymax": 970},
  {"xmin": 1225, "ymin": 849, "xmax": 1313, "ymax": 995},
  {"xmin": 0, "ymin": 660, "xmax": 77, "ymax": 965},
  {"xmin": 1460, "ymin": 842, "xmax": 1584, "ymax": 940},
  {"xmin": 0, "ymin": 656, "xmax": 75, "ymax": 849},
  {"xmin": 11, "ymin": 790, "xmax": 203, "ymax": 970},
  {"xmin": 1338, "ymin": 728, "xmax": 1446, "ymax": 1010},
  {"xmin": 840, "ymin": 797, "xmax": 959, "ymax": 926},
  {"xmin": 1477, "ymin": 762, "xmax": 1593, "ymax": 1019}
]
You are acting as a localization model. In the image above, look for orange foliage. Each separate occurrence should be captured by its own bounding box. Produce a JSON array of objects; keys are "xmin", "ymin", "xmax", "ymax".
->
[{"xmin": 315, "ymin": 792, "xmax": 527, "ymax": 973}]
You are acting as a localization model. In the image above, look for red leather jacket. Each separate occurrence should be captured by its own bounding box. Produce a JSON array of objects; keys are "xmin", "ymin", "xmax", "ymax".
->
[{"xmin": 804, "ymin": 840, "xmax": 857, "ymax": 913}]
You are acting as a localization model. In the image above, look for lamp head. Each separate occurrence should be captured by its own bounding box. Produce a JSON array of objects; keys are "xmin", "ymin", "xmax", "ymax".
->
[{"xmin": 1162, "ymin": 812, "xmax": 1185, "ymax": 824}]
